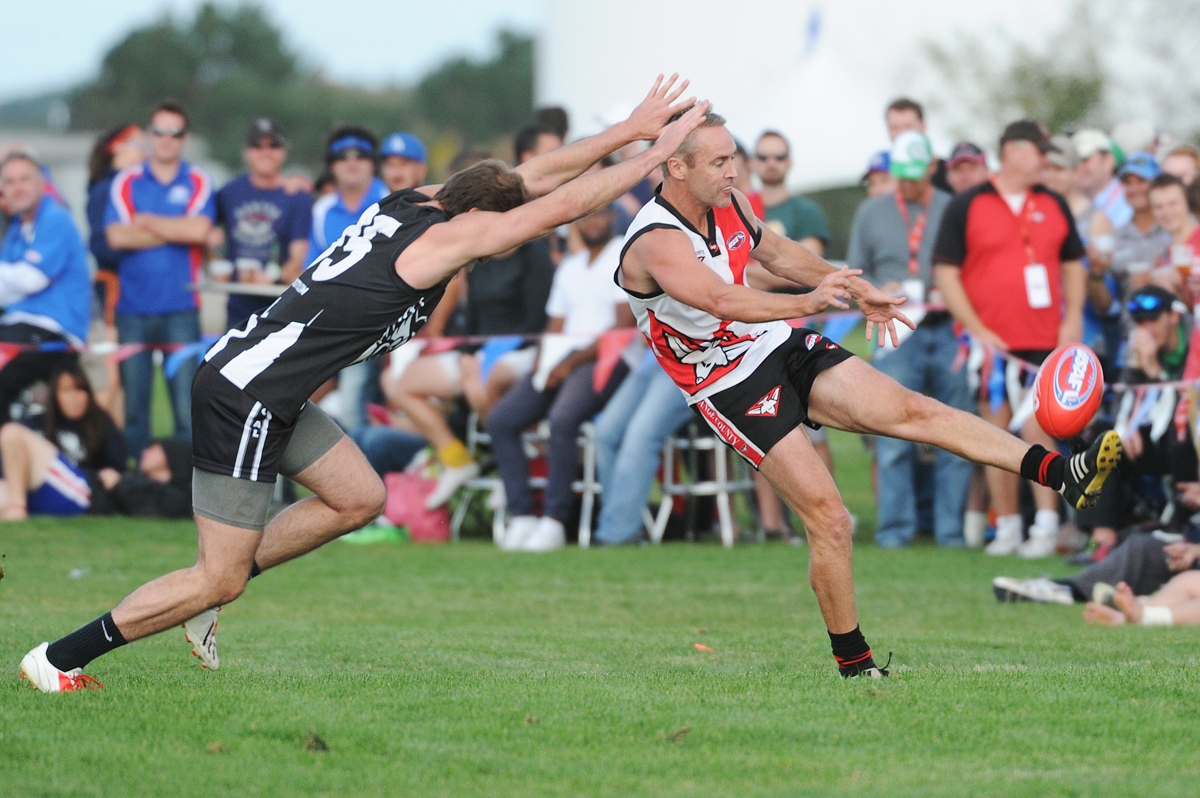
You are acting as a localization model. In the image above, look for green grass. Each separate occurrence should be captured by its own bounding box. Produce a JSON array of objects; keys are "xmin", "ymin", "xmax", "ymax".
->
[{"xmin": 2, "ymin": 518, "xmax": 1198, "ymax": 797}]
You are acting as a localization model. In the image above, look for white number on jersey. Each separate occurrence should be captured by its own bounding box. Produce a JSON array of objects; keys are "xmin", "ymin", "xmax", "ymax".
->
[{"xmin": 310, "ymin": 204, "xmax": 402, "ymax": 283}]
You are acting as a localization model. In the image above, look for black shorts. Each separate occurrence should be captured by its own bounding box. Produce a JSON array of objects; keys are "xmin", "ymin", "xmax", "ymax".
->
[
  {"xmin": 192, "ymin": 362, "xmax": 313, "ymax": 484},
  {"xmin": 692, "ymin": 327, "xmax": 854, "ymax": 468}
]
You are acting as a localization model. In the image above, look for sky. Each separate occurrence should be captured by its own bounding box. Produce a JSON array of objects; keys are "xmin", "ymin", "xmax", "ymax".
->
[{"xmin": 0, "ymin": 0, "xmax": 546, "ymax": 103}]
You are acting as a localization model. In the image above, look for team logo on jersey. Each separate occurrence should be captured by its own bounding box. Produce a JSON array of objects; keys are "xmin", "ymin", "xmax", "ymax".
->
[
  {"xmin": 168, "ymin": 185, "xmax": 192, "ymax": 205},
  {"xmin": 805, "ymin": 334, "xmax": 820, "ymax": 349},
  {"xmin": 727, "ymin": 231, "xmax": 747, "ymax": 251},
  {"xmin": 353, "ymin": 299, "xmax": 430, "ymax": 364},
  {"xmin": 648, "ymin": 312, "xmax": 757, "ymax": 391},
  {"xmin": 745, "ymin": 386, "xmax": 781, "ymax": 417}
]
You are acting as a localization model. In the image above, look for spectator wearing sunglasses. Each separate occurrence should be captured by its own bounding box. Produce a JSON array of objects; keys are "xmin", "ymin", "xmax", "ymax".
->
[
  {"xmin": 104, "ymin": 101, "xmax": 215, "ymax": 458},
  {"xmin": 210, "ymin": 119, "xmax": 313, "ymax": 329},
  {"xmin": 307, "ymin": 126, "xmax": 390, "ymax": 432},
  {"xmin": 1066, "ymin": 285, "xmax": 1200, "ymax": 560}
]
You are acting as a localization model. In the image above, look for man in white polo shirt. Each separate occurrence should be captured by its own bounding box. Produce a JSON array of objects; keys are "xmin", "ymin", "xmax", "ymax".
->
[{"xmin": 487, "ymin": 204, "xmax": 634, "ymax": 552}]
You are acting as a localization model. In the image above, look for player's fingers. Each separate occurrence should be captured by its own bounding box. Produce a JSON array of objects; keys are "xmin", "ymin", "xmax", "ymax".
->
[
  {"xmin": 665, "ymin": 78, "xmax": 689, "ymax": 104},
  {"xmin": 667, "ymin": 96, "xmax": 698, "ymax": 118},
  {"xmin": 865, "ymin": 320, "xmax": 876, "ymax": 342},
  {"xmin": 659, "ymin": 73, "xmax": 678, "ymax": 97},
  {"xmin": 647, "ymin": 74, "xmax": 664, "ymax": 99},
  {"xmin": 886, "ymin": 320, "xmax": 900, "ymax": 348}
]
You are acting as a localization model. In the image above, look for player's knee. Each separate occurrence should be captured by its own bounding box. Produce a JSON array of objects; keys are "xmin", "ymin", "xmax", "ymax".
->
[
  {"xmin": 805, "ymin": 501, "xmax": 853, "ymax": 549},
  {"xmin": 352, "ymin": 476, "xmax": 387, "ymax": 525},
  {"xmin": 202, "ymin": 568, "xmax": 248, "ymax": 606}
]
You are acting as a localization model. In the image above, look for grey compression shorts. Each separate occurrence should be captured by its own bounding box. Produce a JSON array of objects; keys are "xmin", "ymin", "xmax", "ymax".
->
[{"xmin": 192, "ymin": 401, "xmax": 346, "ymax": 531}]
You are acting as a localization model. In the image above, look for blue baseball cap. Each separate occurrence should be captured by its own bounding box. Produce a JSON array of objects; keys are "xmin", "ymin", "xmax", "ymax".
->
[
  {"xmin": 861, "ymin": 150, "xmax": 890, "ymax": 181},
  {"xmin": 381, "ymin": 132, "xmax": 427, "ymax": 164},
  {"xmin": 1118, "ymin": 151, "xmax": 1160, "ymax": 181}
]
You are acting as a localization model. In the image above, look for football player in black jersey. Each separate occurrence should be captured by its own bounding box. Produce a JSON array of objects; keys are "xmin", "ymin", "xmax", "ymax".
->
[{"xmin": 19, "ymin": 78, "xmax": 709, "ymax": 692}]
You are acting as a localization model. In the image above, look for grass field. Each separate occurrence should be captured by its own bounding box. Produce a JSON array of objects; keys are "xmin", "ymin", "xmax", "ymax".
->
[{"xmin": 2, "ymin": 515, "xmax": 1198, "ymax": 797}]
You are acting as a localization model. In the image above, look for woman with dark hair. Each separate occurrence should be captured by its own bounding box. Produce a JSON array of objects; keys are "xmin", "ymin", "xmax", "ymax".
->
[
  {"xmin": 86, "ymin": 125, "xmax": 145, "ymax": 318},
  {"xmin": 0, "ymin": 366, "xmax": 125, "ymax": 520}
]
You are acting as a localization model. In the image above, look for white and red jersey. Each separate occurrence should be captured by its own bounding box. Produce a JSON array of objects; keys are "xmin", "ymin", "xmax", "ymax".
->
[{"xmin": 616, "ymin": 190, "xmax": 793, "ymax": 404}]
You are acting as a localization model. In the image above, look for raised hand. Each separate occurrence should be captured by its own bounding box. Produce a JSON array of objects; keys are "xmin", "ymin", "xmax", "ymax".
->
[
  {"xmin": 623, "ymin": 74, "xmax": 696, "ymax": 141},
  {"xmin": 647, "ymin": 100, "xmax": 710, "ymax": 162},
  {"xmin": 850, "ymin": 278, "xmax": 917, "ymax": 348}
]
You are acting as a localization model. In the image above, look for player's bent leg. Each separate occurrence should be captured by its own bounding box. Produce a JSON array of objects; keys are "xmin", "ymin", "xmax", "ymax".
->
[
  {"xmin": 806, "ymin": 357, "xmax": 1120, "ymax": 509},
  {"xmin": 759, "ymin": 427, "xmax": 885, "ymax": 678},
  {"xmin": 253, "ymin": 433, "xmax": 386, "ymax": 572}
]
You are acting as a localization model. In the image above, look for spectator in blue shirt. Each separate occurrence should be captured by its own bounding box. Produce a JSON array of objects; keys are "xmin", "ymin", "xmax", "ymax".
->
[
  {"xmin": 211, "ymin": 119, "xmax": 312, "ymax": 329},
  {"xmin": 308, "ymin": 126, "xmax": 390, "ymax": 431},
  {"xmin": 86, "ymin": 125, "xmax": 145, "ymax": 329},
  {"xmin": 104, "ymin": 101, "xmax": 216, "ymax": 457},
  {"xmin": 0, "ymin": 153, "xmax": 92, "ymax": 424}
]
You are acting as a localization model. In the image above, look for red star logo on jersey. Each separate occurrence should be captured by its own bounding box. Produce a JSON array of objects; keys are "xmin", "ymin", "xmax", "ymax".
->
[{"xmin": 745, "ymin": 386, "xmax": 781, "ymax": 417}]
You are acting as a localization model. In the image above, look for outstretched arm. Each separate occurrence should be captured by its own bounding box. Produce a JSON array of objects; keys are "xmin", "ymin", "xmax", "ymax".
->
[
  {"xmin": 515, "ymin": 74, "xmax": 694, "ymax": 198},
  {"xmin": 627, "ymin": 228, "xmax": 857, "ymax": 324},
  {"xmin": 397, "ymin": 102, "xmax": 711, "ymax": 289},
  {"xmin": 742, "ymin": 191, "xmax": 914, "ymax": 346}
]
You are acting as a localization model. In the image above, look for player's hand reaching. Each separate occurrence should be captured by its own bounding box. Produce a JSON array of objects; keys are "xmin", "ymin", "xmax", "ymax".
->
[
  {"xmin": 623, "ymin": 74, "xmax": 696, "ymax": 141},
  {"xmin": 806, "ymin": 266, "xmax": 858, "ymax": 314},
  {"xmin": 850, "ymin": 277, "xmax": 917, "ymax": 348},
  {"xmin": 647, "ymin": 100, "xmax": 711, "ymax": 163}
]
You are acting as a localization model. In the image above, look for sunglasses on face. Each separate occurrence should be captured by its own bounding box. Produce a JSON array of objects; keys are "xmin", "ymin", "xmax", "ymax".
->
[
  {"xmin": 1128, "ymin": 293, "xmax": 1168, "ymax": 318},
  {"xmin": 149, "ymin": 127, "xmax": 185, "ymax": 139},
  {"xmin": 756, "ymin": 153, "xmax": 789, "ymax": 162},
  {"xmin": 250, "ymin": 140, "xmax": 285, "ymax": 150},
  {"xmin": 331, "ymin": 148, "xmax": 372, "ymax": 162}
]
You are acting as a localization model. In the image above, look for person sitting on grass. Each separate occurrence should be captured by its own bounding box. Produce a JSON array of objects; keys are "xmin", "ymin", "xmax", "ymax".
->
[
  {"xmin": 0, "ymin": 365, "xmax": 125, "ymax": 520},
  {"xmin": 1083, "ymin": 572, "xmax": 1200, "ymax": 627}
]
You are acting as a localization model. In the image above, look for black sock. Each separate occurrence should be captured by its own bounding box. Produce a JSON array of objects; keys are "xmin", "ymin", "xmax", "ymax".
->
[
  {"xmin": 1020, "ymin": 445, "xmax": 1065, "ymax": 490},
  {"xmin": 829, "ymin": 625, "xmax": 876, "ymax": 676},
  {"xmin": 45, "ymin": 612, "xmax": 127, "ymax": 671},
  {"xmin": 249, "ymin": 560, "xmax": 262, "ymax": 579}
]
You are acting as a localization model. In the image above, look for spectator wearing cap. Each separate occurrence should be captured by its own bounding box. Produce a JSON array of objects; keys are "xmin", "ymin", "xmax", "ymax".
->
[
  {"xmin": 104, "ymin": 101, "xmax": 215, "ymax": 458},
  {"xmin": 379, "ymin": 132, "xmax": 429, "ymax": 193},
  {"xmin": 1040, "ymin": 136, "xmax": 1089, "ymax": 226},
  {"xmin": 934, "ymin": 119, "xmax": 1087, "ymax": 559},
  {"xmin": 883, "ymin": 98, "xmax": 953, "ymax": 194},
  {"xmin": 0, "ymin": 153, "xmax": 91, "ymax": 425},
  {"xmin": 1072, "ymin": 285, "xmax": 1200, "ymax": 554},
  {"xmin": 210, "ymin": 119, "xmax": 313, "ymax": 330},
  {"xmin": 1074, "ymin": 129, "xmax": 1133, "ymax": 230},
  {"xmin": 308, "ymin": 126, "xmax": 390, "ymax": 432},
  {"xmin": 1148, "ymin": 174, "xmax": 1200, "ymax": 303},
  {"xmin": 862, "ymin": 151, "xmax": 895, "ymax": 198},
  {"xmin": 1089, "ymin": 153, "xmax": 1167, "ymax": 313},
  {"xmin": 847, "ymin": 131, "xmax": 969, "ymax": 548},
  {"xmin": 945, "ymin": 142, "xmax": 989, "ymax": 194}
]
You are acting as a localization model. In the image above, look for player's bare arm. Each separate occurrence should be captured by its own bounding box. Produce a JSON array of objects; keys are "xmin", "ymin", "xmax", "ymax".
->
[
  {"xmin": 396, "ymin": 101, "xmax": 710, "ymax": 289},
  {"xmin": 622, "ymin": 226, "xmax": 856, "ymax": 323},
  {"xmin": 735, "ymin": 190, "xmax": 914, "ymax": 346},
  {"xmin": 514, "ymin": 73, "xmax": 694, "ymax": 198}
]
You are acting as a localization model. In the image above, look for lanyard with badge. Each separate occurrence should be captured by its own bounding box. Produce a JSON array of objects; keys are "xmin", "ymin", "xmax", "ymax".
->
[
  {"xmin": 893, "ymin": 187, "xmax": 936, "ymax": 310},
  {"xmin": 991, "ymin": 178, "xmax": 1052, "ymax": 310}
]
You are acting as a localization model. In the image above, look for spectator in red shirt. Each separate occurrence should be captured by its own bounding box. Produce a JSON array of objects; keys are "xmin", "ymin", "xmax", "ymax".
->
[{"xmin": 934, "ymin": 119, "xmax": 1087, "ymax": 559}]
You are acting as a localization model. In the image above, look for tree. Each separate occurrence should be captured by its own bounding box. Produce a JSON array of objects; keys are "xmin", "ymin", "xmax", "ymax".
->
[{"xmin": 918, "ymin": 4, "xmax": 1108, "ymax": 140}]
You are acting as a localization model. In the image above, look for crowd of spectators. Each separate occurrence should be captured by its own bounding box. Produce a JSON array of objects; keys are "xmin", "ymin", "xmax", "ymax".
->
[{"xmin": 5, "ymin": 91, "xmax": 1200, "ymax": 607}]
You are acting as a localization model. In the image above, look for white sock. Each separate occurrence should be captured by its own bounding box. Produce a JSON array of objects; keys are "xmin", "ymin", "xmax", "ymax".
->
[
  {"xmin": 1140, "ymin": 606, "xmax": 1174, "ymax": 626},
  {"xmin": 1032, "ymin": 510, "xmax": 1059, "ymax": 536},
  {"xmin": 995, "ymin": 514, "xmax": 1022, "ymax": 539},
  {"xmin": 964, "ymin": 511, "xmax": 988, "ymax": 547}
]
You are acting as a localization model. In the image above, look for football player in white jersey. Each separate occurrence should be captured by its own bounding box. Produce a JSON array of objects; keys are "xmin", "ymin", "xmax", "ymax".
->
[{"xmin": 619, "ymin": 110, "xmax": 1123, "ymax": 677}]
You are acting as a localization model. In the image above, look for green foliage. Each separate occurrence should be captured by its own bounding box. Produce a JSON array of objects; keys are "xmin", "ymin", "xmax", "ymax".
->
[
  {"xmin": 416, "ymin": 31, "xmax": 535, "ymax": 150},
  {"xmin": 2, "ymin": 518, "xmax": 1198, "ymax": 796},
  {"xmin": 67, "ymin": 3, "xmax": 533, "ymax": 173}
]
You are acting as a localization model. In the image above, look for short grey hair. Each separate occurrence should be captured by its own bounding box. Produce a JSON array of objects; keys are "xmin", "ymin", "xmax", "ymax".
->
[{"xmin": 659, "ymin": 108, "xmax": 727, "ymax": 176}]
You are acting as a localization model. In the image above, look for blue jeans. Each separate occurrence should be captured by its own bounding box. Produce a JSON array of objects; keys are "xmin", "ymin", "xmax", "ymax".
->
[
  {"xmin": 872, "ymin": 319, "xmax": 971, "ymax": 547},
  {"xmin": 594, "ymin": 361, "xmax": 693, "ymax": 544},
  {"xmin": 116, "ymin": 310, "xmax": 199, "ymax": 459},
  {"xmin": 349, "ymin": 425, "xmax": 427, "ymax": 475}
]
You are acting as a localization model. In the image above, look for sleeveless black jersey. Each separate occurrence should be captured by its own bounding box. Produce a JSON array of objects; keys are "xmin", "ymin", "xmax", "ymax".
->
[{"xmin": 202, "ymin": 189, "xmax": 449, "ymax": 423}]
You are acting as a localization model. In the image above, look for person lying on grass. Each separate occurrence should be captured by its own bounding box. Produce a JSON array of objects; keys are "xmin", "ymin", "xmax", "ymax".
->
[{"xmin": 1084, "ymin": 571, "xmax": 1200, "ymax": 627}]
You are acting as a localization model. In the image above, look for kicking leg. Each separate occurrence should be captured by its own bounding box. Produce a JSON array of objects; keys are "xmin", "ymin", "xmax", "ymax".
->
[
  {"xmin": 759, "ymin": 427, "xmax": 882, "ymax": 677},
  {"xmin": 807, "ymin": 357, "xmax": 1119, "ymax": 508}
]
